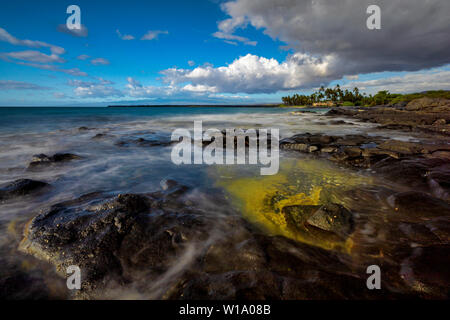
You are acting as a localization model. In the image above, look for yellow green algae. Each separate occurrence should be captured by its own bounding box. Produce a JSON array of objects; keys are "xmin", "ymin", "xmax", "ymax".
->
[{"xmin": 213, "ymin": 157, "xmax": 373, "ymax": 253}]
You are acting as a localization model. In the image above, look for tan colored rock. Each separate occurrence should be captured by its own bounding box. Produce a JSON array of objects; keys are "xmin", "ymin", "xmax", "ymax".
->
[
  {"xmin": 433, "ymin": 119, "xmax": 447, "ymax": 126},
  {"xmin": 377, "ymin": 140, "xmax": 425, "ymax": 155},
  {"xmin": 405, "ymin": 98, "xmax": 450, "ymax": 111}
]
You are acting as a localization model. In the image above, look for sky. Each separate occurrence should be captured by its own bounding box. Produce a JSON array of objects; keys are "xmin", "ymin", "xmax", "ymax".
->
[{"xmin": 0, "ymin": 0, "xmax": 449, "ymax": 106}]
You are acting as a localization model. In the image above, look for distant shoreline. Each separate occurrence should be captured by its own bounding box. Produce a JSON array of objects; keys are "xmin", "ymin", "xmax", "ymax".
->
[{"xmin": 107, "ymin": 104, "xmax": 282, "ymax": 108}]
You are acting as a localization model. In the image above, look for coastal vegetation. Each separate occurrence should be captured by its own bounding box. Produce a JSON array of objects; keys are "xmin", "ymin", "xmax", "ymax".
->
[{"xmin": 281, "ymin": 85, "xmax": 450, "ymax": 107}]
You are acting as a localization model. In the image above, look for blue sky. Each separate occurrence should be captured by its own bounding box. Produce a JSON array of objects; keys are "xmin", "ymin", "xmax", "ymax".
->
[{"xmin": 1, "ymin": 0, "xmax": 449, "ymax": 106}]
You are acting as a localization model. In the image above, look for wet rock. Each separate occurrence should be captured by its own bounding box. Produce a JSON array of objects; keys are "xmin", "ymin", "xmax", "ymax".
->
[
  {"xmin": 306, "ymin": 204, "xmax": 354, "ymax": 237},
  {"xmin": 321, "ymin": 147, "xmax": 338, "ymax": 153},
  {"xmin": 0, "ymin": 179, "xmax": 50, "ymax": 201},
  {"xmin": 91, "ymin": 133, "xmax": 107, "ymax": 139},
  {"xmin": 343, "ymin": 147, "xmax": 362, "ymax": 158},
  {"xmin": 376, "ymin": 124, "xmax": 413, "ymax": 131},
  {"xmin": 28, "ymin": 153, "xmax": 82, "ymax": 168},
  {"xmin": 433, "ymin": 119, "xmax": 447, "ymax": 126},
  {"xmin": 308, "ymin": 145, "xmax": 319, "ymax": 153},
  {"xmin": 115, "ymin": 137, "xmax": 173, "ymax": 147},
  {"xmin": 377, "ymin": 140, "xmax": 425, "ymax": 155},
  {"xmin": 18, "ymin": 182, "xmax": 217, "ymax": 295},
  {"xmin": 329, "ymin": 120, "xmax": 353, "ymax": 125},
  {"xmin": 281, "ymin": 203, "xmax": 354, "ymax": 238},
  {"xmin": 325, "ymin": 108, "xmax": 358, "ymax": 117},
  {"xmin": 401, "ymin": 245, "xmax": 450, "ymax": 298},
  {"xmin": 78, "ymin": 126, "xmax": 93, "ymax": 131},
  {"xmin": 390, "ymin": 191, "xmax": 450, "ymax": 221},
  {"xmin": 334, "ymin": 135, "xmax": 368, "ymax": 146},
  {"xmin": 373, "ymin": 157, "xmax": 449, "ymax": 190}
]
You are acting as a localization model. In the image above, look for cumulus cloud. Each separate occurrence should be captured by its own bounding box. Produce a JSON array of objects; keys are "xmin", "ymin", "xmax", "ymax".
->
[
  {"xmin": 116, "ymin": 29, "xmax": 135, "ymax": 40},
  {"xmin": 91, "ymin": 58, "xmax": 110, "ymax": 66},
  {"xmin": 141, "ymin": 30, "xmax": 168, "ymax": 40},
  {"xmin": 77, "ymin": 54, "xmax": 90, "ymax": 60},
  {"xmin": 125, "ymin": 77, "xmax": 176, "ymax": 97},
  {"xmin": 57, "ymin": 24, "xmax": 88, "ymax": 37},
  {"xmin": 217, "ymin": 0, "xmax": 450, "ymax": 79},
  {"xmin": 161, "ymin": 53, "xmax": 337, "ymax": 94},
  {"xmin": 68, "ymin": 79, "xmax": 123, "ymax": 98},
  {"xmin": 0, "ymin": 80, "xmax": 49, "ymax": 90}
]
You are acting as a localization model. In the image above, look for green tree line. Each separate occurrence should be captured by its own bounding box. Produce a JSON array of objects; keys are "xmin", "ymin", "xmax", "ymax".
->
[{"xmin": 281, "ymin": 86, "xmax": 450, "ymax": 107}]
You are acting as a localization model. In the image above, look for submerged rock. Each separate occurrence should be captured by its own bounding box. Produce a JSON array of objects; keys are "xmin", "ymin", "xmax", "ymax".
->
[
  {"xmin": 0, "ymin": 179, "xmax": 50, "ymax": 201},
  {"xmin": 306, "ymin": 204, "xmax": 354, "ymax": 237},
  {"xmin": 115, "ymin": 137, "xmax": 173, "ymax": 147},
  {"xmin": 281, "ymin": 203, "xmax": 354, "ymax": 238},
  {"xmin": 390, "ymin": 191, "xmax": 450, "ymax": 221},
  {"xmin": 28, "ymin": 153, "xmax": 82, "ymax": 168}
]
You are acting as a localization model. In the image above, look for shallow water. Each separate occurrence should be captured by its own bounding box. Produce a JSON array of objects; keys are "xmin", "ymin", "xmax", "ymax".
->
[{"xmin": 0, "ymin": 107, "xmax": 445, "ymax": 299}]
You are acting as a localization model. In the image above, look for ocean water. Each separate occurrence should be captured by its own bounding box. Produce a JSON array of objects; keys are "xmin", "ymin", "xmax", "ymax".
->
[{"xmin": 0, "ymin": 106, "xmax": 434, "ymax": 299}]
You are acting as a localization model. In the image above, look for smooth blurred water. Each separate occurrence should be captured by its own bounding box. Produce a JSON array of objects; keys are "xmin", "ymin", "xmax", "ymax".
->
[{"xmin": 0, "ymin": 106, "xmax": 443, "ymax": 299}]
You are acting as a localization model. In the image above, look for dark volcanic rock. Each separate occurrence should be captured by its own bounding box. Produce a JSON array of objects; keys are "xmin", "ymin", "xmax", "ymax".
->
[
  {"xmin": 281, "ymin": 203, "xmax": 354, "ymax": 238},
  {"xmin": 390, "ymin": 191, "xmax": 450, "ymax": 221},
  {"xmin": 0, "ymin": 179, "xmax": 50, "ymax": 201},
  {"xmin": 19, "ymin": 179, "xmax": 435, "ymax": 299},
  {"xmin": 306, "ymin": 204, "xmax": 354, "ymax": 237},
  {"xmin": 28, "ymin": 153, "xmax": 82, "ymax": 168},
  {"xmin": 19, "ymin": 182, "xmax": 212, "ymax": 293},
  {"xmin": 115, "ymin": 137, "xmax": 173, "ymax": 147},
  {"xmin": 325, "ymin": 99, "xmax": 450, "ymax": 136}
]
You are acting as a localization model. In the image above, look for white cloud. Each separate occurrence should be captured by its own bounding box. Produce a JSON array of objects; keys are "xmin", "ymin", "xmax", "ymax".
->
[
  {"xmin": 161, "ymin": 53, "xmax": 337, "ymax": 94},
  {"xmin": 77, "ymin": 54, "xmax": 90, "ymax": 60},
  {"xmin": 141, "ymin": 30, "xmax": 168, "ymax": 41},
  {"xmin": 212, "ymin": 9, "xmax": 256, "ymax": 46},
  {"xmin": 212, "ymin": 31, "xmax": 256, "ymax": 46},
  {"xmin": 57, "ymin": 24, "xmax": 88, "ymax": 37},
  {"xmin": 125, "ymin": 77, "xmax": 175, "ymax": 97},
  {"xmin": 0, "ymin": 27, "xmax": 65, "ymax": 55},
  {"xmin": 0, "ymin": 27, "xmax": 88, "ymax": 77},
  {"xmin": 3, "ymin": 50, "xmax": 65, "ymax": 63},
  {"xmin": 188, "ymin": 60, "xmax": 195, "ymax": 67},
  {"xmin": 182, "ymin": 84, "xmax": 218, "ymax": 93},
  {"xmin": 0, "ymin": 80, "xmax": 49, "ymax": 90},
  {"xmin": 53, "ymin": 92, "xmax": 66, "ymax": 99},
  {"xmin": 68, "ymin": 79, "xmax": 123, "ymax": 98},
  {"xmin": 15, "ymin": 62, "xmax": 88, "ymax": 76},
  {"xmin": 343, "ymin": 69, "xmax": 450, "ymax": 94},
  {"xmin": 116, "ymin": 29, "xmax": 135, "ymax": 40},
  {"xmin": 215, "ymin": 0, "xmax": 450, "ymax": 83},
  {"xmin": 91, "ymin": 58, "xmax": 110, "ymax": 66}
]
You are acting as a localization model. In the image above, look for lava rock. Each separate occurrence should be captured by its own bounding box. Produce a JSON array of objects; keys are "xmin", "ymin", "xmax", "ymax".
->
[
  {"xmin": 0, "ymin": 179, "xmax": 50, "ymax": 201},
  {"xmin": 306, "ymin": 204, "xmax": 354, "ymax": 237},
  {"xmin": 390, "ymin": 191, "xmax": 450, "ymax": 221},
  {"xmin": 28, "ymin": 153, "xmax": 82, "ymax": 168}
]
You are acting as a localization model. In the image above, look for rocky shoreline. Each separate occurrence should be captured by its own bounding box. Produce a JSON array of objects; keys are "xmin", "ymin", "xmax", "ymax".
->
[{"xmin": 1, "ymin": 98, "xmax": 449, "ymax": 300}]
